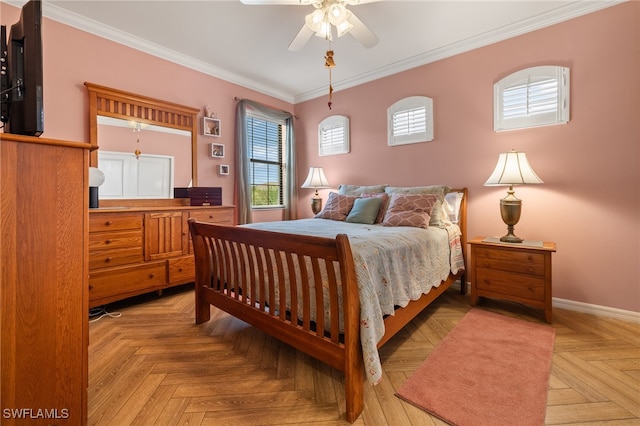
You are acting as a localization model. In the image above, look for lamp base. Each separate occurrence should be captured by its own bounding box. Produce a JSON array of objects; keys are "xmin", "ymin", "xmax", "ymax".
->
[
  {"xmin": 500, "ymin": 226, "xmax": 523, "ymax": 243},
  {"xmin": 499, "ymin": 186, "xmax": 523, "ymax": 243},
  {"xmin": 311, "ymin": 196, "xmax": 322, "ymax": 215}
]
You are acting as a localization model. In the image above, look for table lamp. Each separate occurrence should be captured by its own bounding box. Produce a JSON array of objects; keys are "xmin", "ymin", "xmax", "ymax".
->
[
  {"xmin": 484, "ymin": 150, "xmax": 543, "ymax": 243},
  {"xmin": 301, "ymin": 167, "xmax": 331, "ymax": 214}
]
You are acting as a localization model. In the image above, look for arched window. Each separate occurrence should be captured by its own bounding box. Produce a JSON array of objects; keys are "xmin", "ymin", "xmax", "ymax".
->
[
  {"xmin": 387, "ymin": 96, "xmax": 433, "ymax": 146},
  {"xmin": 494, "ymin": 65, "xmax": 570, "ymax": 131}
]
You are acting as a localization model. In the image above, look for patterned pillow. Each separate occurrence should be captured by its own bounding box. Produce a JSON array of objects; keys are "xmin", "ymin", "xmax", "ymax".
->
[
  {"xmin": 382, "ymin": 193, "xmax": 439, "ymax": 228},
  {"xmin": 384, "ymin": 185, "xmax": 451, "ymax": 227},
  {"xmin": 360, "ymin": 192, "xmax": 390, "ymax": 224},
  {"xmin": 315, "ymin": 192, "xmax": 357, "ymax": 221}
]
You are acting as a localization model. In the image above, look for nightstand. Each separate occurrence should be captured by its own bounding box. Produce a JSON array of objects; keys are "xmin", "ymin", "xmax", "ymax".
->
[{"xmin": 468, "ymin": 237, "xmax": 556, "ymax": 323}]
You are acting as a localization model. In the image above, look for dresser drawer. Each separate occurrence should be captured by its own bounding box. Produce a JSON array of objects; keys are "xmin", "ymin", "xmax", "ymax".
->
[
  {"xmin": 475, "ymin": 247, "xmax": 545, "ymax": 276},
  {"xmin": 89, "ymin": 247, "xmax": 143, "ymax": 270},
  {"xmin": 476, "ymin": 268, "xmax": 546, "ymax": 302},
  {"xmin": 89, "ymin": 262, "xmax": 167, "ymax": 306},
  {"xmin": 89, "ymin": 230, "xmax": 142, "ymax": 251},
  {"xmin": 90, "ymin": 213, "xmax": 143, "ymax": 232},
  {"xmin": 189, "ymin": 208, "xmax": 233, "ymax": 224},
  {"xmin": 168, "ymin": 256, "xmax": 195, "ymax": 284}
]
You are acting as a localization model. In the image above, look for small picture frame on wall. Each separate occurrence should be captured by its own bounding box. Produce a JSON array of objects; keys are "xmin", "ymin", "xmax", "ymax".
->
[
  {"xmin": 210, "ymin": 143, "xmax": 225, "ymax": 158},
  {"xmin": 203, "ymin": 116, "xmax": 221, "ymax": 137},
  {"xmin": 219, "ymin": 164, "xmax": 230, "ymax": 175}
]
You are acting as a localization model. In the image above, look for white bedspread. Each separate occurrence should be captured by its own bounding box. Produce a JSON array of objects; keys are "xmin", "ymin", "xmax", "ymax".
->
[{"xmin": 245, "ymin": 218, "xmax": 464, "ymax": 384}]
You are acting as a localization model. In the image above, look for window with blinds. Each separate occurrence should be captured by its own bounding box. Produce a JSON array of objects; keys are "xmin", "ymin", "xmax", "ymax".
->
[
  {"xmin": 246, "ymin": 114, "xmax": 285, "ymax": 207},
  {"xmin": 318, "ymin": 115, "xmax": 349, "ymax": 156},
  {"xmin": 387, "ymin": 96, "xmax": 434, "ymax": 146},
  {"xmin": 494, "ymin": 65, "xmax": 570, "ymax": 131}
]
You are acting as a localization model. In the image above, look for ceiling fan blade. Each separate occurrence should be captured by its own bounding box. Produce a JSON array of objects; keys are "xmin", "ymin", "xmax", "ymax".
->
[
  {"xmin": 288, "ymin": 24, "xmax": 314, "ymax": 51},
  {"xmin": 346, "ymin": 12, "xmax": 378, "ymax": 49}
]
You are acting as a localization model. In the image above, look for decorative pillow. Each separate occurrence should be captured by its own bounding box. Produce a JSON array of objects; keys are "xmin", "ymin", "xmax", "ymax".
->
[
  {"xmin": 338, "ymin": 184, "xmax": 387, "ymax": 196},
  {"xmin": 382, "ymin": 193, "xmax": 439, "ymax": 228},
  {"xmin": 315, "ymin": 192, "xmax": 357, "ymax": 221},
  {"xmin": 384, "ymin": 185, "xmax": 451, "ymax": 227},
  {"xmin": 345, "ymin": 197, "xmax": 383, "ymax": 225},
  {"xmin": 360, "ymin": 192, "xmax": 390, "ymax": 224}
]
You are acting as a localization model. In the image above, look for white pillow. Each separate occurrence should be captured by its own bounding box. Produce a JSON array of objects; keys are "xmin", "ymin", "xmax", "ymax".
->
[{"xmin": 444, "ymin": 191, "xmax": 464, "ymax": 224}]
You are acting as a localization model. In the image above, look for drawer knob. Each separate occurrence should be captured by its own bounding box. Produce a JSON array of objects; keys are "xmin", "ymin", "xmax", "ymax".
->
[
  {"xmin": 105, "ymin": 221, "xmax": 113, "ymax": 226},
  {"xmin": 105, "ymin": 257, "xmax": 112, "ymax": 263},
  {"xmin": 89, "ymin": 284, "xmax": 94, "ymax": 290},
  {"xmin": 178, "ymin": 267, "xmax": 183, "ymax": 272},
  {"xmin": 105, "ymin": 239, "xmax": 112, "ymax": 245},
  {"xmin": 149, "ymin": 273, "xmax": 155, "ymax": 279}
]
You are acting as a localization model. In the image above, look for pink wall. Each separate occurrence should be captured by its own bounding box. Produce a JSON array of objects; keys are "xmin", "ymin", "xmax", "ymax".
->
[
  {"xmin": 0, "ymin": 2, "xmax": 293, "ymax": 208},
  {"xmin": 1, "ymin": 3, "xmax": 637, "ymax": 312},
  {"xmin": 294, "ymin": 2, "xmax": 640, "ymax": 312}
]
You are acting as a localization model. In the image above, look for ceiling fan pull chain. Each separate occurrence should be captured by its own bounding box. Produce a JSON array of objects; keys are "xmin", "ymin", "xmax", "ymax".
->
[{"xmin": 325, "ymin": 48, "xmax": 336, "ymax": 109}]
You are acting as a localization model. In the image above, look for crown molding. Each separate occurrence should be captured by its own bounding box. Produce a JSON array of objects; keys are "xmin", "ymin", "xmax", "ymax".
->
[
  {"xmin": 293, "ymin": 0, "xmax": 626, "ymax": 103},
  {"xmin": 6, "ymin": 0, "xmax": 625, "ymax": 105},
  {"xmin": 36, "ymin": 1, "xmax": 296, "ymax": 104}
]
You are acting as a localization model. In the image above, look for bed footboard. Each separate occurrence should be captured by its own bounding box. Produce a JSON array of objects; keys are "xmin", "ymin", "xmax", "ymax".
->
[{"xmin": 188, "ymin": 219, "xmax": 364, "ymax": 422}]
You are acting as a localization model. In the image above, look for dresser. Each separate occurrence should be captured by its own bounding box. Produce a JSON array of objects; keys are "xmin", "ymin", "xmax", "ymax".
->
[
  {"xmin": 1, "ymin": 133, "xmax": 90, "ymax": 425},
  {"xmin": 468, "ymin": 237, "xmax": 556, "ymax": 323},
  {"xmin": 89, "ymin": 204, "xmax": 234, "ymax": 307}
]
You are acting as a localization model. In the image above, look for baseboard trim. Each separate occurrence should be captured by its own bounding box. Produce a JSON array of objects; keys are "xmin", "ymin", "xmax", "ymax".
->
[
  {"xmin": 454, "ymin": 280, "xmax": 639, "ymax": 324},
  {"xmin": 552, "ymin": 297, "xmax": 640, "ymax": 324}
]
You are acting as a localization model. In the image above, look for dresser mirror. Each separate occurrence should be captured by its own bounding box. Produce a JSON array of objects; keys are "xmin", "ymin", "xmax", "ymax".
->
[{"xmin": 85, "ymin": 82, "xmax": 199, "ymax": 199}]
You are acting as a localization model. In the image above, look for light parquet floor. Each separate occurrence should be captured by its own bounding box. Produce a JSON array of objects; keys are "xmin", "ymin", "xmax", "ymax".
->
[{"xmin": 88, "ymin": 285, "xmax": 640, "ymax": 425}]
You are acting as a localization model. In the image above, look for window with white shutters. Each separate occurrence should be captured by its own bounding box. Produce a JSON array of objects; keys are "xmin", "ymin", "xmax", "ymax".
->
[
  {"xmin": 387, "ymin": 96, "xmax": 433, "ymax": 146},
  {"xmin": 318, "ymin": 115, "xmax": 349, "ymax": 156},
  {"xmin": 494, "ymin": 66, "xmax": 570, "ymax": 131}
]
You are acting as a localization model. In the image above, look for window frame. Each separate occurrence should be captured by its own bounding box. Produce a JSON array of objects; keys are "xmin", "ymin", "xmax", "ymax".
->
[
  {"xmin": 245, "ymin": 111, "xmax": 286, "ymax": 209},
  {"xmin": 387, "ymin": 96, "xmax": 434, "ymax": 146},
  {"xmin": 494, "ymin": 65, "xmax": 570, "ymax": 131},
  {"xmin": 318, "ymin": 115, "xmax": 350, "ymax": 156}
]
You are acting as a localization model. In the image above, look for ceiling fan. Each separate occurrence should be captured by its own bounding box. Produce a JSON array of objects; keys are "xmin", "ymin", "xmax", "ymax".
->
[{"xmin": 240, "ymin": 0, "xmax": 380, "ymax": 51}]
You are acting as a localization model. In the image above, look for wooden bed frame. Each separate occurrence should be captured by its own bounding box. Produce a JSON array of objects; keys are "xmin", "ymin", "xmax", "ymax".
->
[{"xmin": 188, "ymin": 188, "xmax": 467, "ymax": 422}]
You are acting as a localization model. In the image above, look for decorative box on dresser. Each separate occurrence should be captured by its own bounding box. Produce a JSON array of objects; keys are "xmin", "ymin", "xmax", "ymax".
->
[
  {"xmin": 1, "ymin": 133, "xmax": 90, "ymax": 425},
  {"xmin": 89, "ymin": 202, "xmax": 235, "ymax": 308},
  {"xmin": 468, "ymin": 237, "xmax": 556, "ymax": 323}
]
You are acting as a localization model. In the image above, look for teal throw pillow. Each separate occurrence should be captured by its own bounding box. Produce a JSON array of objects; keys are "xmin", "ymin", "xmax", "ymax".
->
[{"xmin": 345, "ymin": 197, "xmax": 383, "ymax": 225}]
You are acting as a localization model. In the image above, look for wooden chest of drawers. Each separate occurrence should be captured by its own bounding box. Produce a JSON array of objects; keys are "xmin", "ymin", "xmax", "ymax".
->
[
  {"xmin": 89, "ymin": 205, "xmax": 234, "ymax": 307},
  {"xmin": 468, "ymin": 237, "xmax": 556, "ymax": 323}
]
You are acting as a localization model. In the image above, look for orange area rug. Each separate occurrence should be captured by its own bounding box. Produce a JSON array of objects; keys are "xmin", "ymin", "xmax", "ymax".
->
[{"xmin": 396, "ymin": 309, "xmax": 555, "ymax": 426}]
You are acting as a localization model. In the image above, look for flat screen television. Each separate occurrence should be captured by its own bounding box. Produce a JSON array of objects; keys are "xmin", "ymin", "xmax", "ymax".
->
[{"xmin": 0, "ymin": 0, "xmax": 44, "ymax": 136}]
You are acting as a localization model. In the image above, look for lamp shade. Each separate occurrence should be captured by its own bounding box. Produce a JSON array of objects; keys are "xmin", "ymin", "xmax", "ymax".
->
[
  {"xmin": 484, "ymin": 150, "xmax": 543, "ymax": 186},
  {"xmin": 89, "ymin": 167, "xmax": 105, "ymax": 187},
  {"xmin": 301, "ymin": 167, "xmax": 331, "ymax": 189}
]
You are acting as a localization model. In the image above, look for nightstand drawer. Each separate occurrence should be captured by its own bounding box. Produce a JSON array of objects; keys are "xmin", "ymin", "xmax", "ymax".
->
[
  {"xmin": 476, "ymin": 268, "xmax": 545, "ymax": 301},
  {"xmin": 475, "ymin": 247, "xmax": 545, "ymax": 276}
]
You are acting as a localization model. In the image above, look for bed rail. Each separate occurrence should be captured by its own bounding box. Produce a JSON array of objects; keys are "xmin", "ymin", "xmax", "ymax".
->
[{"xmin": 188, "ymin": 219, "xmax": 365, "ymax": 421}]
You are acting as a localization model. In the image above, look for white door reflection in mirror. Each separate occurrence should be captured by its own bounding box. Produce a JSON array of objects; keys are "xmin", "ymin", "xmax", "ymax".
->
[{"xmin": 99, "ymin": 151, "xmax": 174, "ymax": 199}]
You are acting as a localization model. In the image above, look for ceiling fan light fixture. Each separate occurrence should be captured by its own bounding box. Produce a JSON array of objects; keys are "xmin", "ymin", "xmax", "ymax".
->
[
  {"xmin": 305, "ymin": 9, "xmax": 325, "ymax": 33},
  {"xmin": 336, "ymin": 16, "xmax": 353, "ymax": 37},
  {"xmin": 315, "ymin": 20, "xmax": 333, "ymax": 40},
  {"xmin": 327, "ymin": 3, "xmax": 348, "ymax": 26}
]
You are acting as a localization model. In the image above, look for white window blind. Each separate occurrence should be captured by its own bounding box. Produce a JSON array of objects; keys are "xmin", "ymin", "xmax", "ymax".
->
[
  {"xmin": 387, "ymin": 96, "xmax": 433, "ymax": 146},
  {"xmin": 494, "ymin": 65, "xmax": 570, "ymax": 131},
  {"xmin": 318, "ymin": 115, "xmax": 349, "ymax": 156},
  {"xmin": 246, "ymin": 113, "xmax": 285, "ymax": 207}
]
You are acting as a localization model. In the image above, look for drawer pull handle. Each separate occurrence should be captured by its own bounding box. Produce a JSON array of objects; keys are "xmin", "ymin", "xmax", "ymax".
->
[
  {"xmin": 178, "ymin": 267, "xmax": 183, "ymax": 272},
  {"xmin": 149, "ymin": 273, "xmax": 155, "ymax": 279},
  {"xmin": 105, "ymin": 257, "xmax": 112, "ymax": 263},
  {"xmin": 89, "ymin": 284, "xmax": 94, "ymax": 290},
  {"xmin": 105, "ymin": 221, "xmax": 113, "ymax": 226},
  {"xmin": 105, "ymin": 239, "xmax": 112, "ymax": 245}
]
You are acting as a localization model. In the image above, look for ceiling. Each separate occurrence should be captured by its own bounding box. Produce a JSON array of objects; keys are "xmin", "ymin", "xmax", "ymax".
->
[{"xmin": 34, "ymin": 1, "xmax": 621, "ymax": 103}]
